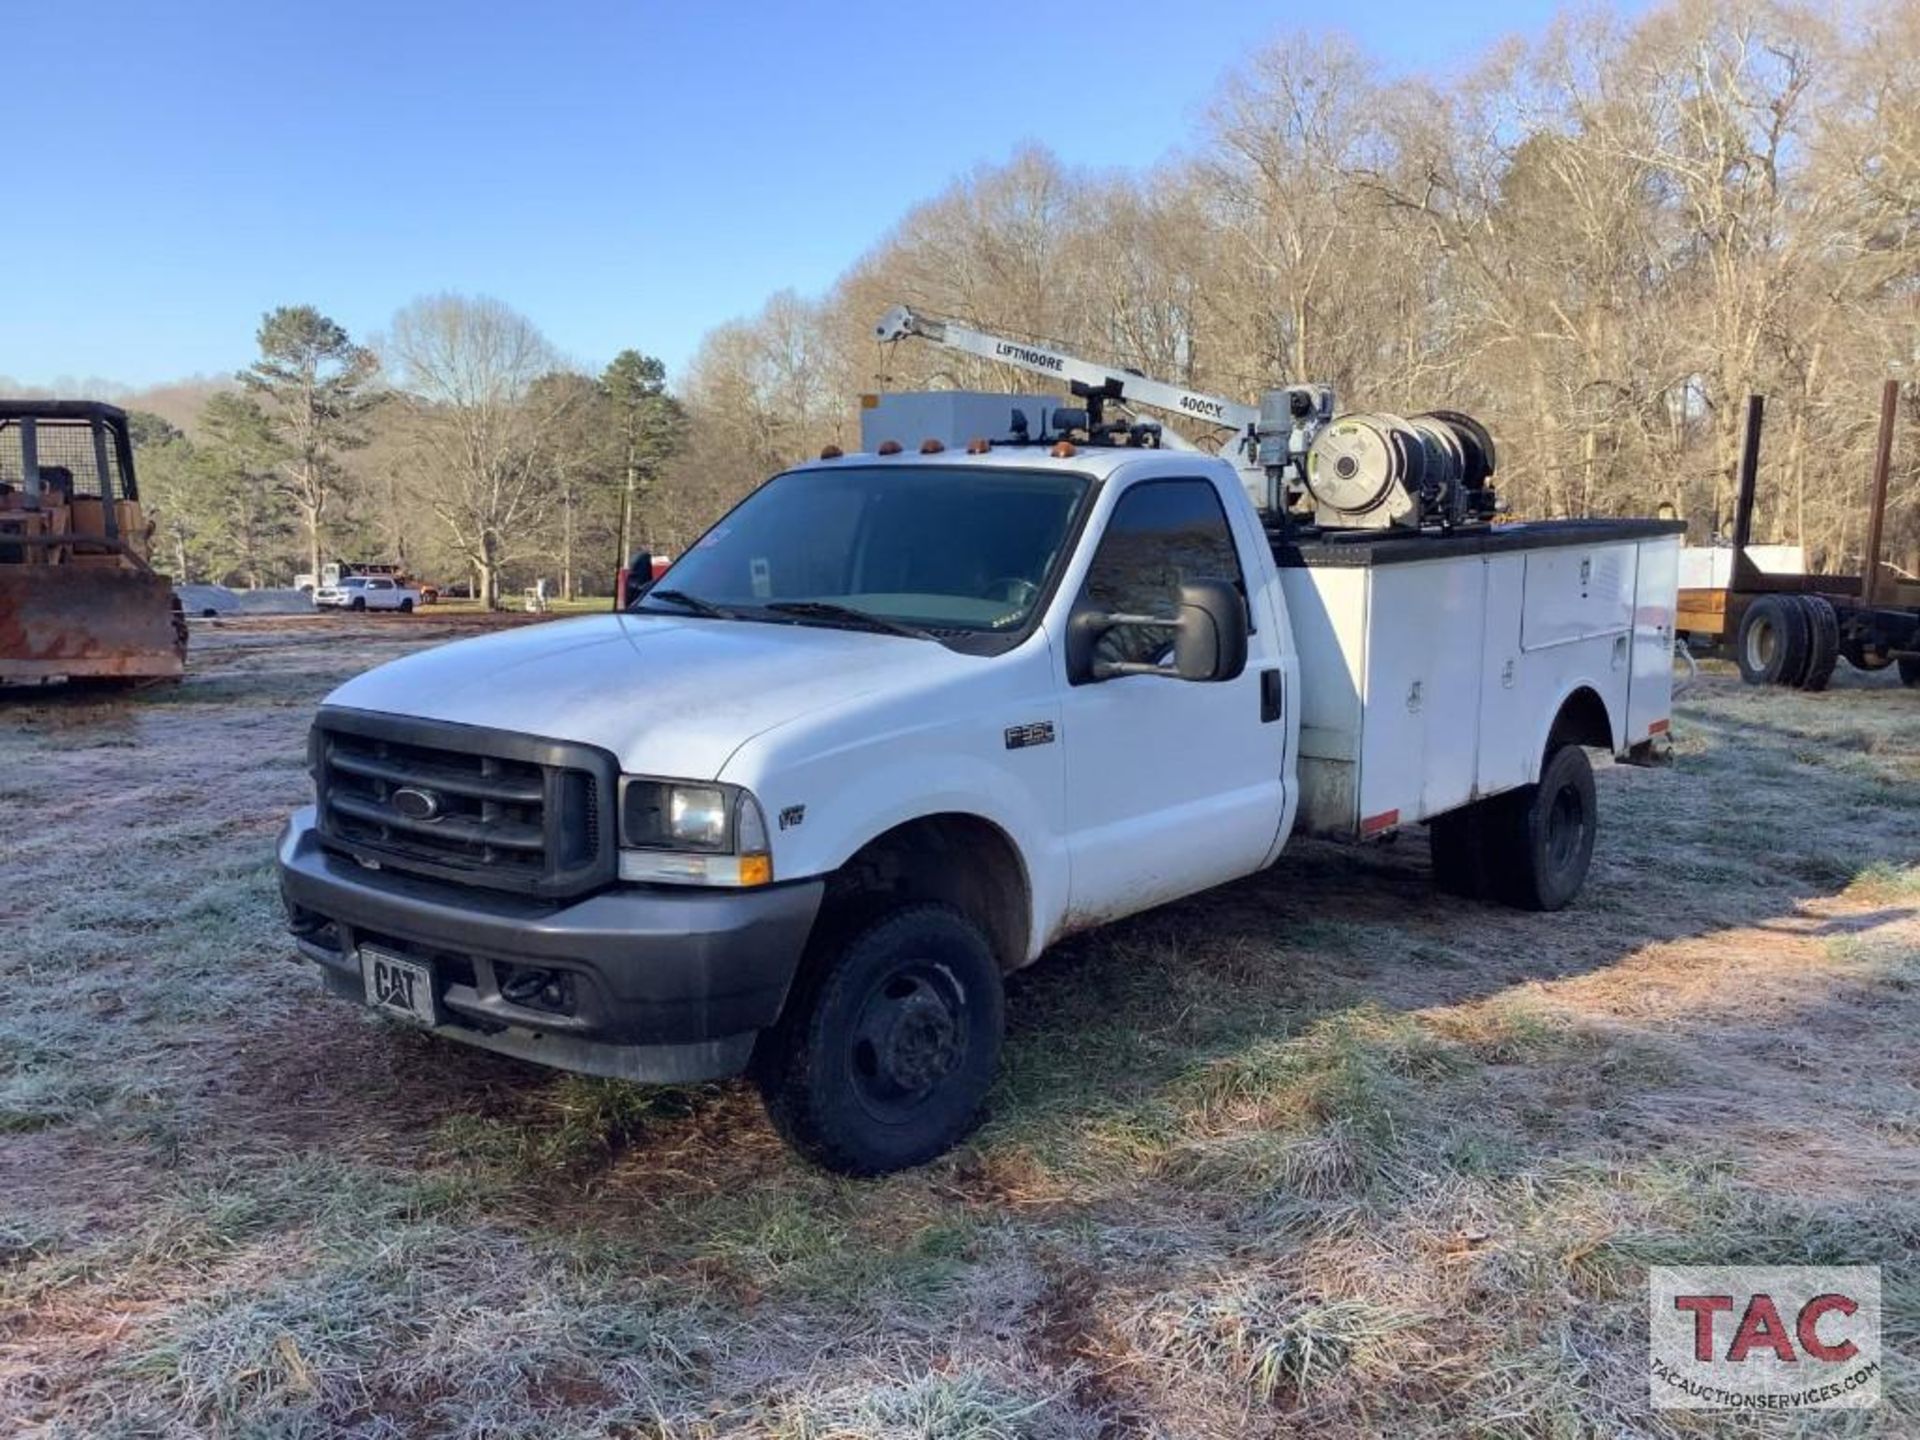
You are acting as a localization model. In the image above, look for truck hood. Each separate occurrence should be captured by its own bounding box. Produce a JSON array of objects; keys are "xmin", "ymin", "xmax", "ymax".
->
[{"xmin": 321, "ymin": 612, "xmax": 973, "ymax": 778}]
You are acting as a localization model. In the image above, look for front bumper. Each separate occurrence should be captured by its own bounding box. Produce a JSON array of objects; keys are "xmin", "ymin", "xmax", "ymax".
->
[{"xmin": 275, "ymin": 807, "xmax": 823, "ymax": 1082}]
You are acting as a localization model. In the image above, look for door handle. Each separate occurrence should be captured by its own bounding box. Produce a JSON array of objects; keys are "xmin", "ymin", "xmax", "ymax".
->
[{"xmin": 1260, "ymin": 669, "xmax": 1283, "ymax": 723}]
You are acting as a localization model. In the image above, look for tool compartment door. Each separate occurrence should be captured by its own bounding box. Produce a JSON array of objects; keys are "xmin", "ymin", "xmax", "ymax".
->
[
  {"xmin": 1358, "ymin": 555, "xmax": 1487, "ymax": 829},
  {"xmin": 1626, "ymin": 535, "xmax": 1680, "ymax": 746},
  {"xmin": 1516, "ymin": 541, "xmax": 1637, "ymax": 766},
  {"xmin": 1475, "ymin": 554, "xmax": 1532, "ymax": 795},
  {"xmin": 1520, "ymin": 545, "xmax": 1636, "ymax": 652}
]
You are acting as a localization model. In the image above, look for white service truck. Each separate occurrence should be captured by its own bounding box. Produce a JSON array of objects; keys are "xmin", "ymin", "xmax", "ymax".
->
[{"xmin": 277, "ymin": 318, "xmax": 1680, "ymax": 1174}]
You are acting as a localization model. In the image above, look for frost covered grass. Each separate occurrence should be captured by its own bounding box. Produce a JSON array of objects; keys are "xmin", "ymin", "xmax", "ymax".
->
[{"xmin": 4, "ymin": 632, "xmax": 1918, "ymax": 1436}]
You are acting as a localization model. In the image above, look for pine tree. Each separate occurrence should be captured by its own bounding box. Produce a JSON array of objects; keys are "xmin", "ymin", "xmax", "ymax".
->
[
  {"xmin": 601, "ymin": 350, "xmax": 687, "ymax": 569},
  {"xmin": 239, "ymin": 306, "xmax": 378, "ymax": 584}
]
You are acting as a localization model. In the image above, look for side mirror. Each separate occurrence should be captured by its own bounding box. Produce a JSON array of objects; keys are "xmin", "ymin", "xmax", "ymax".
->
[
  {"xmin": 1172, "ymin": 579, "xmax": 1249, "ymax": 682},
  {"xmin": 1067, "ymin": 578, "xmax": 1248, "ymax": 685},
  {"xmin": 619, "ymin": 551, "xmax": 653, "ymax": 609}
]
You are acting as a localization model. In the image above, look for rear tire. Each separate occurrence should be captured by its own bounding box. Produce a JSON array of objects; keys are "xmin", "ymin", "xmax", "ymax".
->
[
  {"xmin": 752, "ymin": 903, "xmax": 1004, "ymax": 1175},
  {"xmin": 400, "ymin": 598, "xmax": 415, "ymax": 613},
  {"xmin": 1430, "ymin": 803, "xmax": 1494, "ymax": 900},
  {"xmin": 1798, "ymin": 595, "xmax": 1839, "ymax": 692},
  {"xmin": 1491, "ymin": 744, "xmax": 1597, "ymax": 912},
  {"xmin": 1736, "ymin": 595, "xmax": 1808, "ymax": 686}
]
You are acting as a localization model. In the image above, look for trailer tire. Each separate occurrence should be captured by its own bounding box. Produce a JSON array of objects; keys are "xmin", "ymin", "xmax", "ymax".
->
[
  {"xmin": 1900, "ymin": 656, "xmax": 1920, "ymax": 688},
  {"xmin": 1797, "ymin": 595, "xmax": 1840, "ymax": 692},
  {"xmin": 1492, "ymin": 744, "xmax": 1596, "ymax": 912},
  {"xmin": 1736, "ymin": 595, "xmax": 1808, "ymax": 686},
  {"xmin": 752, "ymin": 903, "xmax": 1004, "ymax": 1175}
]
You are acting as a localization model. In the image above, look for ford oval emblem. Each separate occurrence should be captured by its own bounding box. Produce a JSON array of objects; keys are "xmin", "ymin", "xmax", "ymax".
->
[{"xmin": 391, "ymin": 786, "xmax": 443, "ymax": 822}]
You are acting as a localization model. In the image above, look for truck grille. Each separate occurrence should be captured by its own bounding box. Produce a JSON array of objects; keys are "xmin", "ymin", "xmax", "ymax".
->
[{"xmin": 310, "ymin": 707, "xmax": 617, "ymax": 897}]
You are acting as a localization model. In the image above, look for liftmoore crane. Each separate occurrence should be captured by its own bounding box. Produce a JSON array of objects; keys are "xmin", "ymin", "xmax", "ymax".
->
[{"xmin": 872, "ymin": 305, "xmax": 1500, "ymax": 534}]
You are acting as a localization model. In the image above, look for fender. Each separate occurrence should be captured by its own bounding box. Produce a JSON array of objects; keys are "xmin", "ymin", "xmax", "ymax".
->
[
  {"xmin": 744, "ymin": 750, "xmax": 1065, "ymax": 967},
  {"xmin": 1529, "ymin": 674, "xmax": 1624, "ymax": 781}
]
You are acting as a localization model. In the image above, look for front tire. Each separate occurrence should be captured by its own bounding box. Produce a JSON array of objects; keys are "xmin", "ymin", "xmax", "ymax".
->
[
  {"xmin": 1900, "ymin": 656, "xmax": 1920, "ymax": 688},
  {"xmin": 1492, "ymin": 744, "xmax": 1597, "ymax": 912},
  {"xmin": 753, "ymin": 903, "xmax": 1004, "ymax": 1175},
  {"xmin": 350, "ymin": 597, "xmax": 367, "ymax": 612},
  {"xmin": 399, "ymin": 598, "xmax": 415, "ymax": 613}
]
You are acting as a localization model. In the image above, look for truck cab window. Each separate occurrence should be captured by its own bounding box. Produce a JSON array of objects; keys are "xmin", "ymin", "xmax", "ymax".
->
[
  {"xmin": 651, "ymin": 465, "xmax": 1089, "ymax": 639},
  {"xmin": 1081, "ymin": 479, "xmax": 1246, "ymax": 668}
]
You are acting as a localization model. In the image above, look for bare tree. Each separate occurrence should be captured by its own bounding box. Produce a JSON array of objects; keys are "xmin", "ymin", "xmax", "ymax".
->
[{"xmin": 381, "ymin": 295, "xmax": 581, "ymax": 608}]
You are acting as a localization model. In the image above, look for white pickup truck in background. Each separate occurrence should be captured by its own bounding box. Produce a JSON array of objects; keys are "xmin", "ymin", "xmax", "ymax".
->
[
  {"xmin": 312, "ymin": 575, "xmax": 421, "ymax": 612},
  {"xmin": 276, "ymin": 334, "xmax": 1680, "ymax": 1175}
]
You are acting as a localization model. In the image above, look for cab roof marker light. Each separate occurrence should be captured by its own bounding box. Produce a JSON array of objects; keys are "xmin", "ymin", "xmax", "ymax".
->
[
  {"xmin": 877, "ymin": 440, "xmax": 903, "ymax": 456},
  {"xmin": 967, "ymin": 438, "xmax": 991, "ymax": 454},
  {"xmin": 819, "ymin": 444, "xmax": 844, "ymax": 460},
  {"xmin": 919, "ymin": 438, "xmax": 945, "ymax": 454},
  {"xmin": 1051, "ymin": 441, "xmax": 1077, "ymax": 458}
]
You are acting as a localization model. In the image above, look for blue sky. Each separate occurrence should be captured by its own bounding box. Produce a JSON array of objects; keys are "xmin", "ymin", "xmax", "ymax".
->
[{"xmin": 4, "ymin": 1, "xmax": 1603, "ymax": 393}]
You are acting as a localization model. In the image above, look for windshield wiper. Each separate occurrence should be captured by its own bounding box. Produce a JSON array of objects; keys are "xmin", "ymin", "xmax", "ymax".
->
[
  {"xmin": 643, "ymin": 588, "xmax": 735, "ymax": 619},
  {"xmin": 763, "ymin": 600, "xmax": 936, "ymax": 641}
]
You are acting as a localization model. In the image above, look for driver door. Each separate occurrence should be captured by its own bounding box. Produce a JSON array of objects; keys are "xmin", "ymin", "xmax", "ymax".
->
[{"xmin": 1057, "ymin": 477, "xmax": 1287, "ymax": 922}]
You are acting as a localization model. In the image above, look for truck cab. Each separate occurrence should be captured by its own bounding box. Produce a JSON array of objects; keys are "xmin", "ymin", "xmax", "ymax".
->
[{"xmin": 277, "ymin": 430, "xmax": 1677, "ymax": 1174}]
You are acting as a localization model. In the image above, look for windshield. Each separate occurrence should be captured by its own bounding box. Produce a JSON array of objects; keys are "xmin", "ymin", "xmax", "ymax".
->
[{"xmin": 644, "ymin": 465, "xmax": 1090, "ymax": 637}]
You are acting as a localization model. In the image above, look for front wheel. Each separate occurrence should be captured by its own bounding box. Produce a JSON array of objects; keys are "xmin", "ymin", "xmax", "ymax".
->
[
  {"xmin": 399, "ymin": 598, "xmax": 415, "ymax": 613},
  {"xmin": 350, "ymin": 597, "xmax": 366, "ymax": 612},
  {"xmin": 1900, "ymin": 656, "xmax": 1920, "ymax": 688},
  {"xmin": 753, "ymin": 903, "xmax": 1004, "ymax": 1175}
]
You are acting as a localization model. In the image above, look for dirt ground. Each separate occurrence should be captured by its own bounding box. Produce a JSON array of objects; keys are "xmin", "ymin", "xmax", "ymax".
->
[{"xmin": 2, "ymin": 615, "xmax": 1917, "ymax": 1438}]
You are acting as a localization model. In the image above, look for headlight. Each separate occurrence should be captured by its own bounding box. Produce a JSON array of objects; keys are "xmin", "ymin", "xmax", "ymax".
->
[
  {"xmin": 668, "ymin": 786, "xmax": 729, "ymax": 849},
  {"xmin": 618, "ymin": 778, "xmax": 772, "ymax": 887}
]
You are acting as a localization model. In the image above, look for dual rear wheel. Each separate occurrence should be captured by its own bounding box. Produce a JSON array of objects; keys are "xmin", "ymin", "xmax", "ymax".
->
[
  {"xmin": 1735, "ymin": 594, "xmax": 1842, "ymax": 691},
  {"xmin": 1431, "ymin": 743, "xmax": 1597, "ymax": 912}
]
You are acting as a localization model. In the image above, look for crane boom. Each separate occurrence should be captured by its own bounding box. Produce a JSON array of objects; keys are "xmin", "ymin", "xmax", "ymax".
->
[
  {"xmin": 873, "ymin": 304, "xmax": 1346, "ymax": 513},
  {"xmin": 873, "ymin": 305, "xmax": 1261, "ymax": 441}
]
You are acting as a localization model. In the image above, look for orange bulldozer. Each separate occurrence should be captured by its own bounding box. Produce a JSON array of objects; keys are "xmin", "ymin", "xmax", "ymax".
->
[{"xmin": 0, "ymin": 401, "xmax": 186, "ymax": 686}]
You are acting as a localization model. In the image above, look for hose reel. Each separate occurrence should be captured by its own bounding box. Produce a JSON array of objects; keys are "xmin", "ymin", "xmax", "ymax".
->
[{"xmin": 1303, "ymin": 410, "xmax": 1498, "ymax": 530}]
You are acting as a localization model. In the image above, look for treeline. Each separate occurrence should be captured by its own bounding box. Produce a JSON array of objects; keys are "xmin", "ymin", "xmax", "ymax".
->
[
  {"xmin": 139, "ymin": 0, "xmax": 1920, "ymax": 597},
  {"xmin": 135, "ymin": 300, "xmax": 690, "ymax": 605},
  {"xmin": 680, "ymin": 0, "xmax": 1920, "ymax": 572}
]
